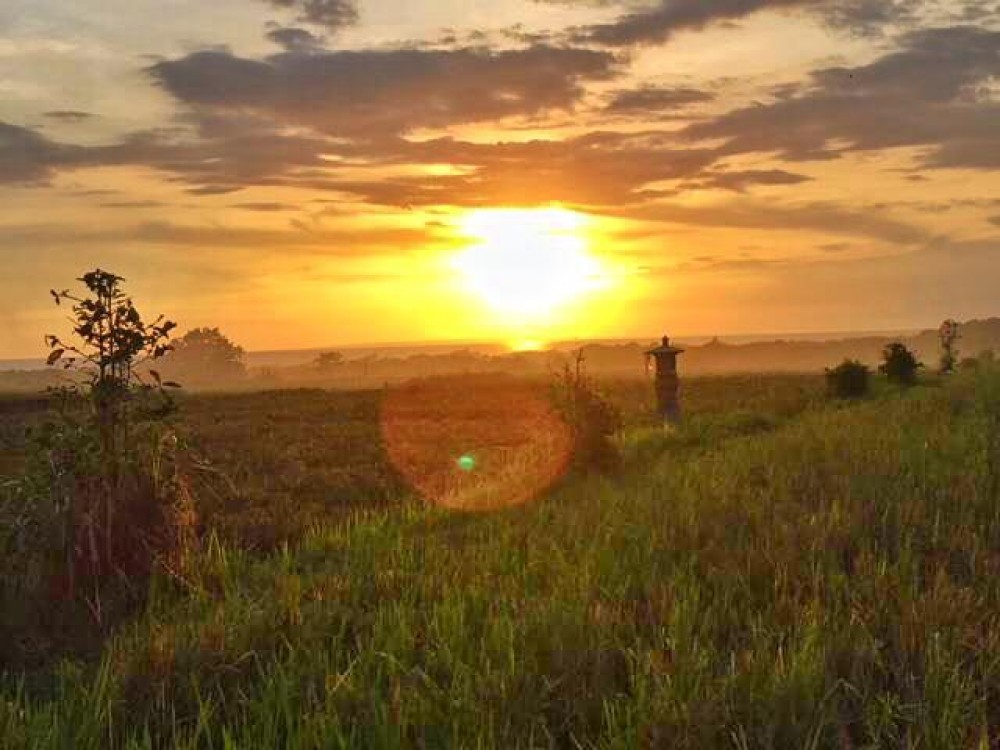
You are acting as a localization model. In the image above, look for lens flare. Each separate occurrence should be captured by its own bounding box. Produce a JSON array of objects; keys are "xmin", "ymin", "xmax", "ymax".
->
[{"xmin": 380, "ymin": 375, "xmax": 573, "ymax": 511}]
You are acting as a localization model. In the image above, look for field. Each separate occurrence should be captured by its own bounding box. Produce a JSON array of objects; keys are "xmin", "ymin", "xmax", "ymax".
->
[{"xmin": 2, "ymin": 369, "xmax": 1000, "ymax": 747}]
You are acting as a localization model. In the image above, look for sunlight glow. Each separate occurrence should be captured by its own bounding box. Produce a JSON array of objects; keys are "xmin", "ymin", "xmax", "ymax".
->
[{"xmin": 452, "ymin": 208, "xmax": 609, "ymax": 322}]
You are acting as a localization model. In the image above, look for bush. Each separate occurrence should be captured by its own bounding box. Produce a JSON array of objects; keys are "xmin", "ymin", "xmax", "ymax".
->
[
  {"xmin": 879, "ymin": 342, "xmax": 922, "ymax": 386},
  {"xmin": 825, "ymin": 359, "xmax": 870, "ymax": 399},
  {"xmin": 1, "ymin": 269, "xmax": 195, "ymax": 663},
  {"xmin": 550, "ymin": 352, "xmax": 623, "ymax": 474}
]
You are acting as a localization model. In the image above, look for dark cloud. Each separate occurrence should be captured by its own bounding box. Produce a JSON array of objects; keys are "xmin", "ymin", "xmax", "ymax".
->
[
  {"xmin": 571, "ymin": 0, "xmax": 820, "ymax": 47},
  {"xmin": 265, "ymin": 26, "xmax": 327, "ymax": 51},
  {"xmin": 604, "ymin": 86, "xmax": 714, "ymax": 114},
  {"xmin": 553, "ymin": 0, "xmax": 929, "ymax": 46},
  {"xmin": 262, "ymin": 0, "xmax": 357, "ymax": 32},
  {"xmin": 0, "ymin": 121, "xmax": 78, "ymax": 183},
  {"xmin": 684, "ymin": 168, "xmax": 812, "ymax": 192},
  {"xmin": 99, "ymin": 200, "xmax": 166, "ymax": 208},
  {"xmin": 233, "ymin": 201, "xmax": 299, "ymax": 211},
  {"xmin": 989, "ymin": 216, "xmax": 1000, "ymax": 227},
  {"xmin": 822, "ymin": 0, "xmax": 925, "ymax": 36},
  {"xmin": 610, "ymin": 200, "xmax": 935, "ymax": 245},
  {"xmin": 43, "ymin": 111, "xmax": 97, "ymax": 123},
  {"xmin": 0, "ymin": 220, "xmax": 449, "ymax": 254},
  {"xmin": 315, "ymin": 131, "xmax": 718, "ymax": 207},
  {"xmin": 148, "ymin": 45, "xmax": 620, "ymax": 137},
  {"xmin": 683, "ymin": 26, "xmax": 1000, "ymax": 168}
]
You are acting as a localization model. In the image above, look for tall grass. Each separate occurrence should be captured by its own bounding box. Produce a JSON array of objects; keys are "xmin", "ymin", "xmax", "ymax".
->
[{"xmin": 2, "ymin": 371, "xmax": 999, "ymax": 748}]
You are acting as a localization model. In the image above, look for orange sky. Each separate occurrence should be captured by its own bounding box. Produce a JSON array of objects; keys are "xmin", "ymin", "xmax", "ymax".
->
[{"xmin": 0, "ymin": 0, "xmax": 998, "ymax": 357}]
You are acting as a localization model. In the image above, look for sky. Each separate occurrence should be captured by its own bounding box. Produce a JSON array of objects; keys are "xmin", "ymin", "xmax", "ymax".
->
[{"xmin": 0, "ymin": 0, "xmax": 998, "ymax": 357}]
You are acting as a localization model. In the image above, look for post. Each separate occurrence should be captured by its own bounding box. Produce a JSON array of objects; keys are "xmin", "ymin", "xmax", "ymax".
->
[{"xmin": 646, "ymin": 335, "xmax": 684, "ymax": 425}]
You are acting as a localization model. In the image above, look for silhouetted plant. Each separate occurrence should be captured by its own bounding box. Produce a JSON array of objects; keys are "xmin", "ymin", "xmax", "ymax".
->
[
  {"xmin": 160, "ymin": 326, "xmax": 246, "ymax": 385},
  {"xmin": 939, "ymin": 319, "xmax": 961, "ymax": 375},
  {"xmin": 550, "ymin": 350, "xmax": 622, "ymax": 474},
  {"xmin": 880, "ymin": 342, "xmax": 922, "ymax": 386},
  {"xmin": 825, "ymin": 359, "xmax": 870, "ymax": 399},
  {"xmin": 33, "ymin": 270, "xmax": 192, "ymax": 622}
]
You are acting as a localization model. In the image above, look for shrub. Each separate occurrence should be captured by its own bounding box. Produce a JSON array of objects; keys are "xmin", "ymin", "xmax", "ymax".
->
[
  {"xmin": 879, "ymin": 342, "xmax": 922, "ymax": 386},
  {"xmin": 1, "ymin": 270, "xmax": 195, "ymax": 661},
  {"xmin": 550, "ymin": 351, "xmax": 623, "ymax": 474},
  {"xmin": 825, "ymin": 359, "xmax": 870, "ymax": 399}
]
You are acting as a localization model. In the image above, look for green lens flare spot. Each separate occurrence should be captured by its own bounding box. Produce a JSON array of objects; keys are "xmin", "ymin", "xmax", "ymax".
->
[{"xmin": 457, "ymin": 454, "xmax": 476, "ymax": 472}]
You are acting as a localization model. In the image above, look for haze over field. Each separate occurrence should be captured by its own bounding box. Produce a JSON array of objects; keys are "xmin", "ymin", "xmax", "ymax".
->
[{"xmin": 1, "ymin": 0, "xmax": 998, "ymax": 358}]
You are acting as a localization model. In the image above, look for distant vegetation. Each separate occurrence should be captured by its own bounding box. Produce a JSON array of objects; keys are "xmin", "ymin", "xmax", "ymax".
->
[
  {"xmin": 825, "ymin": 359, "xmax": 870, "ymax": 399},
  {"xmin": 880, "ymin": 342, "xmax": 923, "ymax": 387},
  {"xmin": 159, "ymin": 327, "xmax": 247, "ymax": 387},
  {"xmin": 3, "ymin": 318, "xmax": 1000, "ymax": 394}
]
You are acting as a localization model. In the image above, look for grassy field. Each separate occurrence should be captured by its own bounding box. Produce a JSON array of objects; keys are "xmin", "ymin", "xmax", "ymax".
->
[{"xmin": 2, "ymin": 370, "xmax": 1000, "ymax": 747}]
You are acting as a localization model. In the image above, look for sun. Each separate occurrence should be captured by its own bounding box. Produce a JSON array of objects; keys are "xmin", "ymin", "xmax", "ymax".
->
[{"xmin": 451, "ymin": 207, "xmax": 608, "ymax": 323}]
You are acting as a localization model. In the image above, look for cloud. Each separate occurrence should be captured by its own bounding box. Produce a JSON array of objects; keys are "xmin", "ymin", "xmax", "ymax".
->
[
  {"xmin": 0, "ymin": 121, "xmax": 77, "ymax": 183},
  {"xmin": 551, "ymin": 0, "xmax": 928, "ymax": 46},
  {"xmin": 148, "ymin": 45, "xmax": 620, "ymax": 137},
  {"xmin": 233, "ymin": 201, "xmax": 299, "ymax": 211},
  {"xmin": 609, "ymin": 199, "xmax": 935, "ymax": 245},
  {"xmin": 265, "ymin": 26, "xmax": 327, "ymax": 51},
  {"xmin": 42, "ymin": 110, "xmax": 97, "ymax": 123},
  {"xmin": 604, "ymin": 85, "xmax": 715, "ymax": 114},
  {"xmin": 682, "ymin": 25, "xmax": 1000, "ymax": 168},
  {"xmin": 315, "ymin": 131, "xmax": 718, "ymax": 207},
  {"xmin": 0, "ymin": 220, "xmax": 450, "ymax": 255},
  {"xmin": 684, "ymin": 168, "xmax": 812, "ymax": 192},
  {"xmin": 99, "ymin": 200, "xmax": 166, "ymax": 209},
  {"xmin": 262, "ymin": 0, "xmax": 357, "ymax": 32}
]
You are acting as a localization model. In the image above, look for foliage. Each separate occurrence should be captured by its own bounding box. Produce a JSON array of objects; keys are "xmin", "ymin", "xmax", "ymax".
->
[
  {"xmin": 879, "ymin": 341, "xmax": 922, "ymax": 386},
  {"xmin": 550, "ymin": 351, "xmax": 623, "ymax": 474},
  {"xmin": 825, "ymin": 358, "xmax": 870, "ymax": 398},
  {"xmin": 939, "ymin": 319, "xmax": 961, "ymax": 374},
  {"xmin": 1, "ymin": 270, "xmax": 192, "ymax": 663},
  {"xmin": 160, "ymin": 327, "xmax": 246, "ymax": 386}
]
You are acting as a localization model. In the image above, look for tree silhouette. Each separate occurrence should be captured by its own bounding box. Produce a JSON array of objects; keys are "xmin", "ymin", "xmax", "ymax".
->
[
  {"xmin": 314, "ymin": 351, "xmax": 344, "ymax": 372},
  {"xmin": 879, "ymin": 342, "xmax": 922, "ymax": 386},
  {"xmin": 939, "ymin": 319, "xmax": 960, "ymax": 374},
  {"xmin": 161, "ymin": 327, "xmax": 246, "ymax": 384},
  {"xmin": 825, "ymin": 359, "xmax": 870, "ymax": 398}
]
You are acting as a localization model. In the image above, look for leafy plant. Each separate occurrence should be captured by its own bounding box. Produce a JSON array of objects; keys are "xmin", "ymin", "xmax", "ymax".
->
[
  {"xmin": 825, "ymin": 359, "xmax": 870, "ymax": 399},
  {"xmin": 939, "ymin": 319, "xmax": 961, "ymax": 375},
  {"xmin": 879, "ymin": 342, "xmax": 922, "ymax": 387},
  {"xmin": 550, "ymin": 351, "xmax": 623, "ymax": 474},
  {"xmin": 34, "ymin": 270, "xmax": 191, "ymax": 621}
]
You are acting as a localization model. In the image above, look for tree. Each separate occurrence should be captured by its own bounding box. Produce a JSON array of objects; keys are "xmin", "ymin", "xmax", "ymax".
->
[
  {"xmin": 41, "ymin": 269, "xmax": 188, "ymax": 610},
  {"xmin": 825, "ymin": 359, "xmax": 870, "ymax": 399},
  {"xmin": 879, "ymin": 342, "xmax": 922, "ymax": 386},
  {"xmin": 939, "ymin": 319, "xmax": 961, "ymax": 374},
  {"xmin": 161, "ymin": 327, "xmax": 246, "ymax": 384},
  {"xmin": 314, "ymin": 351, "xmax": 344, "ymax": 372}
]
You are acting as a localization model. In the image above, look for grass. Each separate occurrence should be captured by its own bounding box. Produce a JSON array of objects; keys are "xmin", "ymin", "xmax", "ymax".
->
[{"xmin": 2, "ymin": 370, "xmax": 999, "ymax": 747}]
